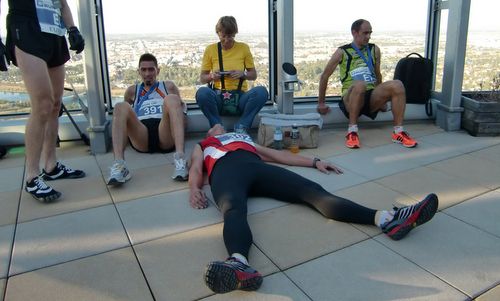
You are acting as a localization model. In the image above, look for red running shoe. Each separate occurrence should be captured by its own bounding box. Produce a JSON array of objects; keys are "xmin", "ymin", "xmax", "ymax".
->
[
  {"xmin": 345, "ymin": 132, "xmax": 360, "ymax": 149},
  {"xmin": 392, "ymin": 131, "xmax": 418, "ymax": 148}
]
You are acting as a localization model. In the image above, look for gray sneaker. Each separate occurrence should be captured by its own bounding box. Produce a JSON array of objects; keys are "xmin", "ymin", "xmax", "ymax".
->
[
  {"xmin": 107, "ymin": 160, "xmax": 131, "ymax": 186},
  {"xmin": 172, "ymin": 154, "xmax": 188, "ymax": 181}
]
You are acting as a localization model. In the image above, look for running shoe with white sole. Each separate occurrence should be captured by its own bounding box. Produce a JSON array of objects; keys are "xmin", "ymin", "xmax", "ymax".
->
[
  {"xmin": 392, "ymin": 131, "xmax": 418, "ymax": 148},
  {"xmin": 345, "ymin": 131, "xmax": 360, "ymax": 149},
  {"xmin": 25, "ymin": 176, "xmax": 61, "ymax": 203},
  {"xmin": 172, "ymin": 154, "xmax": 188, "ymax": 181},
  {"xmin": 204, "ymin": 257, "xmax": 263, "ymax": 294},
  {"xmin": 382, "ymin": 193, "xmax": 439, "ymax": 240},
  {"xmin": 42, "ymin": 161, "xmax": 85, "ymax": 180},
  {"xmin": 107, "ymin": 160, "xmax": 131, "ymax": 186}
]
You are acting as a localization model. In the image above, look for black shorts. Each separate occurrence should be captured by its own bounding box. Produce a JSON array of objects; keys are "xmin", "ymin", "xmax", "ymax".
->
[
  {"xmin": 130, "ymin": 118, "xmax": 174, "ymax": 154},
  {"xmin": 6, "ymin": 16, "xmax": 70, "ymax": 68},
  {"xmin": 339, "ymin": 89, "xmax": 379, "ymax": 120}
]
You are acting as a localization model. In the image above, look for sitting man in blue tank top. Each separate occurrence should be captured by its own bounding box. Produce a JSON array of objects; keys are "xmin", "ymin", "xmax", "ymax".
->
[
  {"xmin": 317, "ymin": 19, "xmax": 418, "ymax": 149},
  {"xmin": 188, "ymin": 124, "xmax": 438, "ymax": 294},
  {"xmin": 107, "ymin": 53, "xmax": 188, "ymax": 185}
]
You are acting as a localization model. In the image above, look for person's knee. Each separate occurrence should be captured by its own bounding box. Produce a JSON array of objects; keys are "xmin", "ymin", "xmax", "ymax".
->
[
  {"xmin": 164, "ymin": 95, "xmax": 182, "ymax": 110},
  {"xmin": 113, "ymin": 102, "xmax": 132, "ymax": 115},
  {"xmin": 195, "ymin": 87, "xmax": 213, "ymax": 105},
  {"xmin": 351, "ymin": 81, "xmax": 367, "ymax": 94}
]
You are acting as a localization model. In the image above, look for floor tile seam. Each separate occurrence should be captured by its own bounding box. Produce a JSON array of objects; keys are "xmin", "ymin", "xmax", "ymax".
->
[
  {"xmin": 370, "ymin": 237, "xmax": 473, "ymax": 299},
  {"xmin": 3, "ymin": 164, "xmax": 24, "ymax": 301},
  {"xmin": 107, "ymin": 186, "xmax": 190, "ymax": 205},
  {"xmin": 108, "ymin": 200, "xmax": 158, "ymax": 301},
  {"xmin": 254, "ymin": 235, "xmax": 374, "ymax": 273},
  {"xmin": 6, "ymin": 244, "xmax": 132, "ymax": 279},
  {"xmin": 118, "ymin": 202, "xmax": 291, "ymax": 247},
  {"xmin": 15, "ymin": 202, "xmax": 118, "ymax": 225},
  {"xmin": 126, "ymin": 219, "xmax": 225, "ymax": 248},
  {"xmin": 440, "ymin": 210, "xmax": 500, "ymax": 240},
  {"xmin": 472, "ymin": 280, "xmax": 500, "ymax": 300}
]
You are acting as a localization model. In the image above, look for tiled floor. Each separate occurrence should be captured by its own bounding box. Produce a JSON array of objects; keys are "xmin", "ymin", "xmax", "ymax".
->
[{"xmin": 1, "ymin": 121, "xmax": 500, "ymax": 301}]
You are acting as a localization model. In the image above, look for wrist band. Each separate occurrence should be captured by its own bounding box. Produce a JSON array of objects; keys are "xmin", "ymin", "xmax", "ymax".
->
[{"xmin": 312, "ymin": 157, "xmax": 320, "ymax": 168}]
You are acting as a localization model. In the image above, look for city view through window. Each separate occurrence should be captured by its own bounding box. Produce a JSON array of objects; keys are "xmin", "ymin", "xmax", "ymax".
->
[{"xmin": 0, "ymin": 1, "xmax": 499, "ymax": 115}]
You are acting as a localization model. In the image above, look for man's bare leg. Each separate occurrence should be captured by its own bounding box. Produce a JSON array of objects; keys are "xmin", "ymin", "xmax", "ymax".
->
[
  {"xmin": 15, "ymin": 48, "xmax": 55, "ymax": 182},
  {"xmin": 158, "ymin": 95, "xmax": 188, "ymax": 180},
  {"xmin": 15, "ymin": 47, "xmax": 62, "ymax": 201},
  {"xmin": 112, "ymin": 102, "xmax": 149, "ymax": 160}
]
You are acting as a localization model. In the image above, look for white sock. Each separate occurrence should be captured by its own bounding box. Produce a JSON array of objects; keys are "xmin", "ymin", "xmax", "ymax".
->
[
  {"xmin": 375, "ymin": 210, "xmax": 395, "ymax": 227},
  {"xmin": 173, "ymin": 152, "xmax": 184, "ymax": 160},
  {"xmin": 348, "ymin": 124, "xmax": 359, "ymax": 133},
  {"xmin": 393, "ymin": 126, "xmax": 404, "ymax": 134},
  {"xmin": 231, "ymin": 253, "xmax": 248, "ymax": 265}
]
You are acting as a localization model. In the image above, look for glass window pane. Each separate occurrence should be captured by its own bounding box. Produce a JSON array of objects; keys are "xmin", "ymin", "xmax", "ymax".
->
[
  {"xmin": 101, "ymin": 0, "xmax": 269, "ymax": 105},
  {"xmin": 294, "ymin": 0, "xmax": 427, "ymax": 98},
  {"xmin": 464, "ymin": 0, "xmax": 500, "ymax": 92}
]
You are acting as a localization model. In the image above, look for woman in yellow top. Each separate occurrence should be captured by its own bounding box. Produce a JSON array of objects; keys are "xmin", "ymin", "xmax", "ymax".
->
[{"xmin": 196, "ymin": 16, "xmax": 268, "ymax": 133}]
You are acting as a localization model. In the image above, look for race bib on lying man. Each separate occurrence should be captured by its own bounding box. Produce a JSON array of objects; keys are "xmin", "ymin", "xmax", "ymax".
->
[
  {"xmin": 36, "ymin": 0, "xmax": 66, "ymax": 36},
  {"xmin": 216, "ymin": 132, "xmax": 255, "ymax": 146},
  {"xmin": 350, "ymin": 66, "xmax": 376, "ymax": 84}
]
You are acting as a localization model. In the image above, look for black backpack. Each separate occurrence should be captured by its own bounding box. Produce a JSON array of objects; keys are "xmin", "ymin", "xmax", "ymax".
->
[{"xmin": 393, "ymin": 53, "xmax": 433, "ymax": 116}]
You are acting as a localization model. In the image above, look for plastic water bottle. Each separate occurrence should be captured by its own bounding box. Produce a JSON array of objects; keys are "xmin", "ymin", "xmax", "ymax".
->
[
  {"xmin": 273, "ymin": 126, "xmax": 283, "ymax": 150},
  {"xmin": 290, "ymin": 124, "xmax": 300, "ymax": 153}
]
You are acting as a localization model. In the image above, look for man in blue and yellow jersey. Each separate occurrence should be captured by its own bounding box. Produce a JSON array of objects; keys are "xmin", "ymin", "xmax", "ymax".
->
[{"xmin": 317, "ymin": 19, "xmax": 417, "ymax": 149}]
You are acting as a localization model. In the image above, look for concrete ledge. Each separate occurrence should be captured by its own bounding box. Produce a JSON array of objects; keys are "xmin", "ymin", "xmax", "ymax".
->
[{"xmin": 0, "ymin": 101, "xmax": 436, "ymax": 146}]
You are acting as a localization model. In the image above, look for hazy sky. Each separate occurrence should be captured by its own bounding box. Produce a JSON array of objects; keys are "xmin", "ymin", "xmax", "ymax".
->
[{"xmin": 1, "ymin": 0, "xmax": 500, "ymax": 36}]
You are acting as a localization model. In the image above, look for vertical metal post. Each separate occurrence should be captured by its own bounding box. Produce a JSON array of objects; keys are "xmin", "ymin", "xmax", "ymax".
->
[
  {"xmin": 436, "ymin": 0, "xmax": 470, "ymax": 131},
  {"xmin": 77, "ymin": 0, "xmax": 110, "ymax": 153},
  {"xmin": 276, "ymin": 0, "xmax": 294, "ymax": 114}
]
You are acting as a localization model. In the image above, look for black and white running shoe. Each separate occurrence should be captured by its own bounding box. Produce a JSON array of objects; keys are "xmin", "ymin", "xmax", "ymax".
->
[
  {"xmin": 41, "ymin": 161, "xmax": 85, "ymax": 180},
  {"xmin": 204, "ymin": 257, "xmax": 263, "ymax": 294},
  {"xmin": 382, "ymin": 193, "xmax": 439, "ymax": 240},
  {"xmin": 25, "ymin": 177, "xmax": 61, "ymax": 203}
]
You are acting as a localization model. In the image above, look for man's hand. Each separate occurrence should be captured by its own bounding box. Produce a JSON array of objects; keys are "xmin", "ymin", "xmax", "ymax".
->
[
  {"xmin": 317, "ymin": 102, "xmax": 331, "ymax": 115},
  {"xmin": 190, "ymin": 188, "xmax": 209, "ymax": 209},
  {"xmin": 316, "ymin": 160, "xmax": 343, "ymax": 175},
  {"xmin": 0, "ymin": 38, "xmax": 9, "ymax": 72},
  {"xmin": 67, "ymin": 26, "xmax": 85, "ymax": 54}
]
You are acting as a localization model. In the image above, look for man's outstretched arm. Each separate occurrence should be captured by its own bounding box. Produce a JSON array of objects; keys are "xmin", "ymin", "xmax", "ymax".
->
[
  {"xmin": 188, "ymin": 145, "xmax": 209, "ymax": 209},
  {"xmin": 255, "ymin": 144, "xmax": 343, "ymax": 175}
]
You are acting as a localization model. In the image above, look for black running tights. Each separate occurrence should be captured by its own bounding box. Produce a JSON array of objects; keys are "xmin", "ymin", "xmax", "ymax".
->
[{"xmin": 210, "ymin": 150, "xmax": 377, "ymax": 259}]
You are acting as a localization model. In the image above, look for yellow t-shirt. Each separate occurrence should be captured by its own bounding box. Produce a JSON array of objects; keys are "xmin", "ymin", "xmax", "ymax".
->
[{"xmin": 201, "ymin": 41, "xmax": 255, "ymax": 91}]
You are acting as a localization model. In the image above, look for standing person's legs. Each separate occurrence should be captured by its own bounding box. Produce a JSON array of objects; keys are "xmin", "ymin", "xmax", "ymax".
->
[
  {"xmin": 41, "ymin": 64, "xmax": 65, "ymax": 172},
  {"xmin": 16, "ymin": 47, "xmax": 61, "ymax": 201},
  {"xmin": 16, "ymin": 48, "xmax": 55, "ymax": 182},
  {"xmin": 236, "ymin": 86, "xmax": 268, "ymax": 129},
  {"xmin": 196, "ymin": 87, "xmax": 223, "ymax": 127}
]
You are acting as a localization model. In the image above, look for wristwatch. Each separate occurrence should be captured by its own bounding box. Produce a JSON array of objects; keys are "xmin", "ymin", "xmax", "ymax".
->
[{"xmin": 312, "ymin": 157, "xmax": 321, "ymax": 168}]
